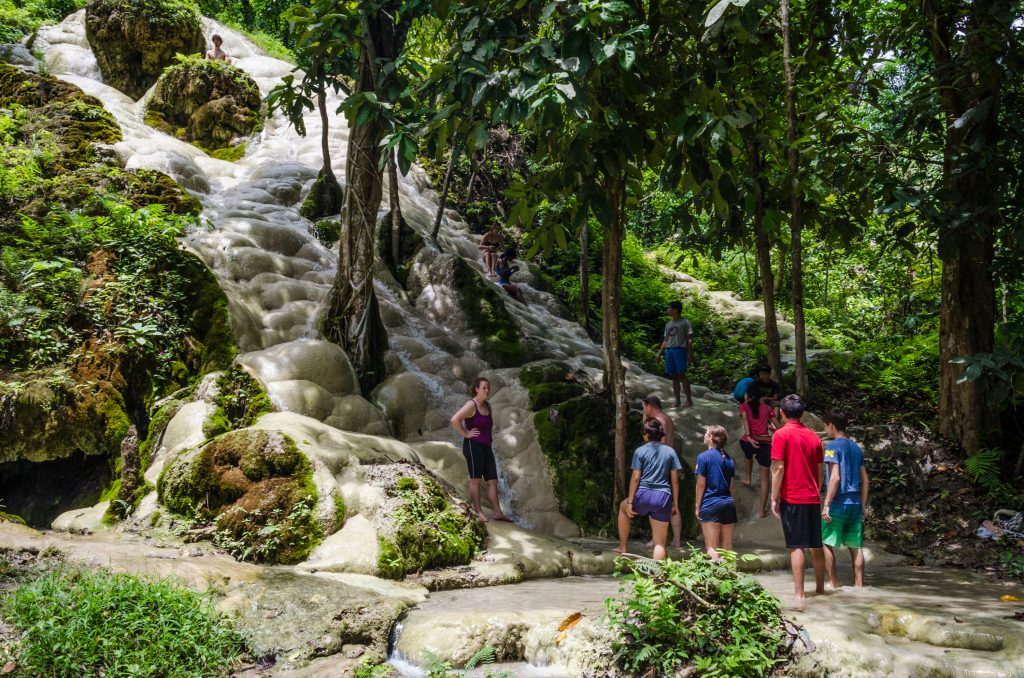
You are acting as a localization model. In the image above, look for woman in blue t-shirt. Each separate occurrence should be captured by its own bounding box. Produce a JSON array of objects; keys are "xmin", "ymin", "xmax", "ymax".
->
[{"xmin": 695, "ymin": 425, "xmax": 737, "ymax": 561}]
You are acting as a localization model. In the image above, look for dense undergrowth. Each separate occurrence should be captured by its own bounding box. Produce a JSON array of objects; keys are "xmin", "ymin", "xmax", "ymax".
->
[{"xmin": 0, "ymin": 555, "xmax": 243, "ymax": 676}]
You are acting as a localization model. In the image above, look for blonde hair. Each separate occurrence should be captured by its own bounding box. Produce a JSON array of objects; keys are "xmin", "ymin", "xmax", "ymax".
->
[{"xmin": 706, "ymin": 425, "xmax": 728, "ymax": 450}]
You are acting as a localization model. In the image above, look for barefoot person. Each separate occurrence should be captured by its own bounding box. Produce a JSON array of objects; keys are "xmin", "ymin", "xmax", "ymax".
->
[
  {"xmin": 695, "ymin": 425, "xmax": 737, "ymax": 561},
  {"xmin": 821, "ymin": 411, "xmax": 869, "ymax": 588},
  {"xmin": 205, "ymin": 34, "xmax": 231, "ymax": 62},
  {"xmin": 656, "ymin": 301, "xmax": 693, "ymax": 408},
  {"xmin": 770, "ymin": 394, "xmax": 826, "ymax": 599},
  {"xmin": 450, "ymin": 378, "xmax": 510, "ymax": 522},
  {"xmin": 495, "ymin": 248, "xmax": 526, "ymax": 302},
  {"xmin": 613, "ymin": 419, "xmax": 681, "ymax": 561},
  {"xmin": 479, "ymin": 224, "xmax": 502, "ymax": 277},
  {"xmin": 739, "ymin": 383, "xmax": 777, "ymax": 517},
  {"xmin": 642, "ymin": 394, "xmax": 682, "ymax": 548}
]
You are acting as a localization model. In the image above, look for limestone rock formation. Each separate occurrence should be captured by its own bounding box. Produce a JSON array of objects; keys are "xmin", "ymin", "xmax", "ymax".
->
[
  {"xmin": 84, "ymin": 0, "xmax": 204, "ymax": 99},
  {"xmin": 145, "ymin": 56, "xmax": 262, "ymax": 154}
]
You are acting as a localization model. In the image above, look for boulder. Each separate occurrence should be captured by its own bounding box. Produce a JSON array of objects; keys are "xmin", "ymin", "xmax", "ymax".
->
[
  {"xmin": 145, "ymin": 55, "xmax": 262, "ymax": 153},
  {"xmin": 84, "ymin": 0, "xmax": 205, "ymax": 99},
  {"xmin": 0, "ymin": 43, "xmax": 37, "ymax": 69}
]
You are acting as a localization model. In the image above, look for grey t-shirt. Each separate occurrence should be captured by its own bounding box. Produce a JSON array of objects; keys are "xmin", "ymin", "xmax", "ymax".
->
[
  {"xmin": 663, "ymin": 318, "xmax": 693, "ymax": 349},
  {"xmin": 631, "ymin": 442, "xmax": 682, "ymax": 495}
]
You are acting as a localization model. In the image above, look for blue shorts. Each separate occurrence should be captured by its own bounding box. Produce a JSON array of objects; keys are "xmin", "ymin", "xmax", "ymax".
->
[
  {"xmin": 665, "ymin": 347, "xmax": 688, "ymax": 375},
  {"xmin": 699, "ymin": 498, "xmax": 737, "ymax": 525},
  {"xmin": 632, "ymin": 488, "xmax": 673, "ymax": 523}
]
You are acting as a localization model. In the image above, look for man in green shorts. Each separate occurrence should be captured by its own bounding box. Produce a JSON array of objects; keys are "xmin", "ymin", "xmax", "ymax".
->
[{"xmin": 821, "ymin": 411, "xmax": 870, "ymax": 588}]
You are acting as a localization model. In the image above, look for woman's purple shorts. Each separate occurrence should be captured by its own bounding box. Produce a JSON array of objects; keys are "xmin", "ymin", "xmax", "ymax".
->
[{"xmin": 632, "ymin": 488, "xmax": 673, "ymax": 522}]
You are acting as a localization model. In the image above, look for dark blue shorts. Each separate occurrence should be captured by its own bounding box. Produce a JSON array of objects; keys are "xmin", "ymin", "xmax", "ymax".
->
[
  {"xmin": 632, "ymin": 488, "xmax": 673, "ymax": 522},
  {"xmin": 699, "ymin": 498, "xmax": 737, "ymax": 525},
  {"xmin": 665, "ymin": 347, "xmax": 688, "ymax": 375},
  {"xmin": 463, "ymin": 439, "xmax": 498, "ymax": 481}
]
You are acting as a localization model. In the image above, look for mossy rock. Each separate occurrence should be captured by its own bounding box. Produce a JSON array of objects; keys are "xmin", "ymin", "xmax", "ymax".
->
[
  {"xmin": 527, "ymin": 381, "xmax": 586, "ymax": 410},
  {"xmin": 299, "ymin": 171, "xmax": 343, "ymax": 220},
  {"xmin": 24, "ymin": 166, "xmax": 201, "ymax": 219},
  {"xmin": 0, "ymin": 376, "xmax": 130, "ymax": 465},
  {"xmin": 209, "ymin": 141, "xmax": 247, "ymax": 162},
  {"xmin": 84, "ymin": 0, "xmax": 205, "ymax": 99},
  {"xmin": 451, "ymin": 256, "xmax": 533, "ymax": 368},
  {"xmin": 519, "ymin": 360, "xmax": 573, "ymax": 388},
  {"xmin": 157, "ymin": 428, "xmax": 327, "ymax": 564},
  {"xmin": 308, "ymin": 219, "xmax": 340, "ymax": 248},
  {"xmin": 145, "ymin": 56, "xmax": 262, "ymax": 152},
  {"xmin": 203, "ymin": 365, "xmax": 272, "ymax": 438},
  {"xmin": 371, "ymin": 465, "xmax": 486, "ymax": 579},
  {"xmin": 178, "ymin": 251, "xmax": 237, "ymax": 377}
]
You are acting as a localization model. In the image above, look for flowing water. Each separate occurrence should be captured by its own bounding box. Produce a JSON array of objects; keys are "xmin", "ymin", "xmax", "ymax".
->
[{"xmin": 25, "ymin": 14, "xmax": 1024, "ymax": 677}]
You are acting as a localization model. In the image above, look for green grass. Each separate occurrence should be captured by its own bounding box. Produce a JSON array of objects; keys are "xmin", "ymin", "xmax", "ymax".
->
[{"xmin": 1, "ymin": 567, "xmax": 244, "ymax": 676}]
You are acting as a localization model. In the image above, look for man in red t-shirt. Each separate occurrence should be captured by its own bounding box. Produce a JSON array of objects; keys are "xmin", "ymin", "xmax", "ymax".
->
[{"xmin": 770, "ymin": 394, "xmax": 825, "ymax": 599}]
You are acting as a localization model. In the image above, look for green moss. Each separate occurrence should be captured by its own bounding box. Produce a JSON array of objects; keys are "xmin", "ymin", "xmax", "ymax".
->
[
  {"xmin": 452, "ymin": 257, "xmax": 532, "ymax": 368},
  {"xmin": 0, "ymin": 511, "xmax": 27, "ymax": 525},
  {"xmin": 98, "ymin": 393, "xmax": 131, "ymax": 449},
  {"xmin": 526, "ymin": 381, "xmax": 586, "ymax": 410},
  {"xmin": 299, "ymin": 172, "xmax": 344, "ymax": 220},
  {"xmin": 376, "ymin": 470, "xmax": 486, "ymax": 580},
  {"xmin": 177, "ymin": 253, "xmax": 237, "ymax": 375},
  {"xmin": 519, "ymin": 361, "xmax": 572, "ymax": 388},
  {"xmin": 308, "ymin": 219, "xmax": 341, "ymax": 248},
  {"xmin": 139, "ymin": 399, "xmax": 182, "ymax": 470},
  {"xmin": 203, "ymin": 365, "xmax": 272, "ymax": 438},
  {"xmin": 209, "ymin": 142, "xmax": 247, "ymax": 162},
  {"xmin": 333, "ymin": 494, "xmax": 346, "ymax": 526}
]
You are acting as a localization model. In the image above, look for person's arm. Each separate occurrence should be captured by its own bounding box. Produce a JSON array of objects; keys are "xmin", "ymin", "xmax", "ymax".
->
[
  {"xmin": 625, "ymin": 470, "xmax": 641, "ymax": 517},
  {"xmin": 694, "ymin": 474, "xmax": 706, "ymax": 519},
  {"xmin": 822, "ymin": 463, "xmax": 841, "ymax": 519},
  {"xmin": 860, "ymin": 465, "xmax": 870, "ymax": 509},
  {"xmin": 450, "ymin": 401, "xmax": 478, "ymax": 438},
  {"xmin": 657, "ymin": 329, "xmax": 668, "ymax": 359},
  {"xmin": 739, "ymin": 407, "xmax": 755, "ymax": 444},
  {"xmin": 663, "ymin": 417, "xmax": 674, "ymax": 448},
  {"xmin": 770, "ymin": 460, "xmax": 785, "ymax": 518},
  {"xmin": 670, "ymin": 469, "xmax": 679, "ymax": 516}
]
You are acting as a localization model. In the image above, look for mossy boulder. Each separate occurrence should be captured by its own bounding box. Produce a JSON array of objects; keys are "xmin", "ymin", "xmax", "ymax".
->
[
  {"xmin": 369, "ymin": 464, "xmax": 487, "ymax": 579},
  {"xmin": 84, "ymin": 0, "xmax": 205, "ymax": 99},
  {"xmin": 203, "ymin": 365, "xmax": 272, "ymax": 438},
  {"xmin": 145, "ymin": 56, "xmax": 262, "ymax": 153},
  {"xmin": 157, "ymin": 428, "xmax": 330, "ymax": 564},
  {"xmin": 451, "ymin": 256, "xmax": 533, "ymax": 368},
  {"xmin": 519, "ymin": 360, "xmax": 573, "ymax": 388},
  {"xmin": 24, "ymin": 166, "xmax": 201, "ymax": 219},
  {"xmin": 519, "ymin": 360, "xmax": 586, "ymax": 409},
  {"xmin": 299, "ymin": 171, "xmax": 343, "ymax": 220}
]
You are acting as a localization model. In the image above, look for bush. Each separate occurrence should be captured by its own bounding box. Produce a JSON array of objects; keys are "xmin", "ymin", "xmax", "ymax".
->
[
  {"xmin": 1, "ymin": 567, "xmax": 244, "ymax": 676},
  {"xmin": 606, "ymin": 552, "xmax": 789, "ymax": 677}
]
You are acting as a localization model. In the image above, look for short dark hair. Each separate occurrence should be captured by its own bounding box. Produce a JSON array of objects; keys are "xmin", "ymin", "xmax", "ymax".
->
[
  {"xmin": 823, "ymin": 411, "xmax": 848, "ymax": 432},
  {"xmin": 779, "ymin": 393, "xmax": 805, "ymax": 419},
  {"xmin": 642, "ymin": 394, "xmax": 662, "ymax": 409},
  {"xmin": 668, "ymin": 300, "xmax": 682, "ymax": 312},
  {"xmin": 758, "ymin": 364, "xmax": 771, "ymax": 374},
  {"xmin": 212, "ymin": 33, "xmax": 222, "ymax": 42},
  {"xmin": 643, "ymin": 418, "xmax": 665, "ymax": 442}
]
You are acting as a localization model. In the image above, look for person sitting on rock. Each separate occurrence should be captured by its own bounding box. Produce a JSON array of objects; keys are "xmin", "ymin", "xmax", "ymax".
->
[
  {"xmin": 450, "ymin": 377, "xmax": 511, "ymax": 523},
  {"xmin": 695, "ymin": 425, "xmax": 737, "ymax": 561},
  {"xmin": 479, "ymin": 224, "xmax": 502, "ymax": 277},
  {"xmin": 613, "ymin": 418, "xmax": 681, "ymax": 561},
  {"xmin": 206, "ymin": 34, "xmax": 231, "ymax": 63},
  {"xmin": 495, "ymin": 248, "xmax": 525, "ymax": 303}
]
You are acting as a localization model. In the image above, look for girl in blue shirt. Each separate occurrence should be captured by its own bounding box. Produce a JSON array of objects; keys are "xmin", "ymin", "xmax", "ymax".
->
[{"xmin": 695, "ymin": 425, "xmax": 737, "ymax": 561}]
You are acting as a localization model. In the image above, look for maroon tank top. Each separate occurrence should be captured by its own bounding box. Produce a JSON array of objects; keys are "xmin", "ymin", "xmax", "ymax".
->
[{"xmin": 463, "ymin": 400, "xmax": 493, "ymax": 446}]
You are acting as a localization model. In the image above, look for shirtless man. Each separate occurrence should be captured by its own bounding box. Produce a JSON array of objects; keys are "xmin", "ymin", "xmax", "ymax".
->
[
  {"xmin": 642, "ymin": 394, "xmax": 682, "ymax": 548},
  {"xmin": 206, "ymin": 34, "xmax": 231, "ymax": 63}
]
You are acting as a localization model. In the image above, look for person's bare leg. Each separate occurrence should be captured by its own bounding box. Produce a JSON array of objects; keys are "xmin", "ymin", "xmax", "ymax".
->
[
  {"xmin": 790, "ymin": 547, "xmax": 806, "ymax": 598},
  {"xmin": 823, "ymin": 545, "xmax": 838, "ymax": 589},
  {"xmin": 486, "ymin": 480, "xmax": 509, "ymax": 520},
  {"xmin": 743, "ymin": 457, "xmax": 753, "ymax": 486},
  {"xmin": 681, "ymin": 373, "xmax": 693, "ymax": 407},
  {"xmin": 671, "ymin": 374, "xmax": 681, "ymax": 408},
  {"xmin": 650, "ymin": 518, "xmax": 669, "ymax": 561},
  {"xmin": 851, "ymin": 547, "xmax": 865, "ymax": 587},
  {"xmin": 810, "ymin": 547, "xmax": 826, "ymax": 594},
  {"xmin": 758, "ymin": 466, "xmax": 770, "ymax": 517},
  {"xmin": 721, "ymin": 523, "xmax": 734, "ymax": 552},
  {"xmin": 701, "ymin": 522, "xmax": 721, "ymax": 560},
  {"xmin": 469, "ymin": 478, "xmax": 486, "ymax": 520},
  {"xmin": 612, "ymin": 500, "xmax": 631, "ymax": 554},
  {"xmin": 670, "ymin": 508, "xmax": 682, "ymax": 548}
]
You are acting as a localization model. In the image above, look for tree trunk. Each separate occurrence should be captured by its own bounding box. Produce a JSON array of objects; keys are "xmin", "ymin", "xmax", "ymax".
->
[
  {"xmin": 781, "ymin": 0, "xmax": 809, "ymax": 397},
  {"xmin": 323, "ymin": 10, "xmax": 408, "ymax": 393},
  {"xmin": 579, "ymin": 220, "xmax": 590, "ymax": 332},
  {"xmin": 748, "ymin": 140, "xmax": 783, "ymax": 381},
  {"xmin": 388, "ymin": 150, "xmax": 402, "ymax": 268},
  {"xmin": 603, "ymin": 176, "xmax": 628, "ymax": 512},
  {"xmin": 926, "ymin": 0, "xmax": 1004, "ymax": 453},
  {"xmin": 431, "ymin": 144, "xmax": 461, "ymax": 241}
]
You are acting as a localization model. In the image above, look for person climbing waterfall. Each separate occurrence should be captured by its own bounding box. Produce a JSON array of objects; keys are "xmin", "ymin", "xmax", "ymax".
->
[
  {"xmin": 770, "ymin": 394, "xmax": 826, "ymax": 599},
  {"xmin": 695, "ymin": 425, "xmax": 737, "ymax": 561},
  {"xmin": 495, "ymin": 248, "xmax": 525, "ymax": 302},
  {"xmin": 205, "ymin": 34, "xmax": 231, "ymax": 63},
  {"xmin": 451, "ymin": 377, "xmax": 511, "ymax": 523},
  {"xmin": 656, "ymin": 301, "xmax": 693, "ymax": 408},
  {"xmin": 753, "ymin": 365, "xmax": 781, "ymax": 407},
  {"xmin": 733, "ymin": 366, "xmax": 759, "ymax": 403},
  {"xmin": 739, "ymin": 382, "xmax": 778, "ymax": 518},
  {"xmin": 479, "ymin": 224, "xmax": 502, "ymax": 277},
  {"xmin": 613, "ymin": 419, "xmax": 681, "ymax": 561},
  {"xmin": 641, "ymin": 394, "xmax": 682, "ymax": 549},
  {"xmin": 821, "ymin": 411, "xmax": 870, "ymax": 588}
]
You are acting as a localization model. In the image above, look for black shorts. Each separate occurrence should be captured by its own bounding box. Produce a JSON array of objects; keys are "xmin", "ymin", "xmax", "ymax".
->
[
  {"xmin": 740, "ymin": 439, "xmax": 771, "ymax": 468},
  {"xmin": 463, "ymin": 439, "xmax": 498, "ymax": 481},
  {"xmin": 781, "ymin": 501, "xmax": 823, "ymax": 548},
  {"xmin": 699, "ymin": 499, "xmax": 737, "ymax": 525}
]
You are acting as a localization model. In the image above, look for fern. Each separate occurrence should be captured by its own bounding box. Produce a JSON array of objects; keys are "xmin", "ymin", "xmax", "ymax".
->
[
  {"xmin": 966, "ymin": 449, "xmax": 1005, "ymax": 492},
  {"xmin": 463, "ymin": 645, "xmax": 496, "ymax": 670},
  {"xmin": 422, "ymin": 649, "xmax": 453, "ymax": 678}
]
